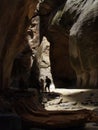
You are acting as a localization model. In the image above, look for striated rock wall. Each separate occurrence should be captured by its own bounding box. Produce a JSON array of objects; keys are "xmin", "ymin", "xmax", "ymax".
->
[{"xmin": 58, "ymin": 0, "xmax": 98, "ymax": 88}]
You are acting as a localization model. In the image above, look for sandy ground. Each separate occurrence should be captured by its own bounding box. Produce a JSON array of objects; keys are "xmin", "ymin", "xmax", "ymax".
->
[
  {"xmin": 44, "ymin": 87, "xmax": 98, "ymax": 111},
  {"xmin": 41, "ymin": 86, "xmax": 98, "ymax": 130}
]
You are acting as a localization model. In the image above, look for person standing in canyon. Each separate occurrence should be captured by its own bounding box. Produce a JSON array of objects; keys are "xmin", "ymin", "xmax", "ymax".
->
[{"xmin": 45, "ymin": 76, "xmax": 51, "ymax": 92}]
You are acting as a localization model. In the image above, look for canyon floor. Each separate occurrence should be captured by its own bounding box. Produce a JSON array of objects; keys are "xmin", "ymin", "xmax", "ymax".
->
[{"xmin": 41, "ymin": 87, "xmax": 98, "ymax": 130}]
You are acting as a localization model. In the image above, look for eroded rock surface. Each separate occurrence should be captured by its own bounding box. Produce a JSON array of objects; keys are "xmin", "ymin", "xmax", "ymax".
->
[{"xmin": 38, "ymin": 0, "xmax": 98, "ymax": 88}]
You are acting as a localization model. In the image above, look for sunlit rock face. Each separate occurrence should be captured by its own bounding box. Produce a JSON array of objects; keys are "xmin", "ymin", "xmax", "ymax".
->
[
  {"xmin": 27, "ymin": 16, "xmax": 41, "ymax": 91},
  {"xmin": 39, "ymin": 0, "xmax": 98, "ymax": 88},
  {"xmin": 37, "ymin": 37, "xmax": 52, "ymax": 79},
  {"xmin": 0, "ymin": 0, "xmax": 38, "ymax": 90},
  {"xmin": 68, "ymin": 0, "xmax": 98, "ymax": 88}
]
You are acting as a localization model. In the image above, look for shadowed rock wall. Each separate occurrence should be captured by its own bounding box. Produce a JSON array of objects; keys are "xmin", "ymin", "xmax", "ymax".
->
[{"xmin": 0, "ymin": 0, "xmax": 38, "ymax": 90}]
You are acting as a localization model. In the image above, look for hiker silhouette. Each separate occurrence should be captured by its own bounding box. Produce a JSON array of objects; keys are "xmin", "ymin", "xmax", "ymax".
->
[{"xmin": 45, "ymin": 76, "xmax": 51, "ymax": 92}]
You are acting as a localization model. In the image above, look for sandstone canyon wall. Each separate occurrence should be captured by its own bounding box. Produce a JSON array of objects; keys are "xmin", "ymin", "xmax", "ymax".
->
[
  {"xmin": 0, "ymin": 0, "xmax": 38, "ymax": 91},
  {"xmin": 0, "ymin": 0, "xmax": 98, "ymax": 91},
  {"xmin": 38, "ymin": 0, "xmax": 98, "ymax": 88}
]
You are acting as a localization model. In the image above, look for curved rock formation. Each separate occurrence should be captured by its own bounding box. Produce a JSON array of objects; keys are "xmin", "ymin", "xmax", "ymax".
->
[
  {"xmin": 1, "ymin": 0, "xmax": 98, "ymax": 90},
  {"xmin": 39, "ymin": 0, "xmax": 98, "ymax": 88},
  {"xmin": 0, "ymin": 0, "xmax": 98, "ymax": 129},
  {"xmin": 69, "ymin": 0, "xmax": 98, "ymax": 88}
]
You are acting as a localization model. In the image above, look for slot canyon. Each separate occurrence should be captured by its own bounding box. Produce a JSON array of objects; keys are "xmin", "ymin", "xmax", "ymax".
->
[{"xmin": 0, "ymin": 0, "xmax": 98, "ymax": 130}]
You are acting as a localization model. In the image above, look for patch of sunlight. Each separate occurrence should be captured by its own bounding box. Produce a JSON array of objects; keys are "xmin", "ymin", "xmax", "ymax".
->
[
  {"xmin": 50, "ymin": 83, "xmax": 55, "ymax": 91},
  {"xmin": 54, "ymin": 88, "xmax": 92, "ymax": 95}
]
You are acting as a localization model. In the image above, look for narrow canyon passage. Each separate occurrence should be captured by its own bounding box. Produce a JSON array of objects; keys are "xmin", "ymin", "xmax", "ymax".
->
[{"xmin": 0, "ymin": 0, "xmax": 98, "ymax": 130}]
